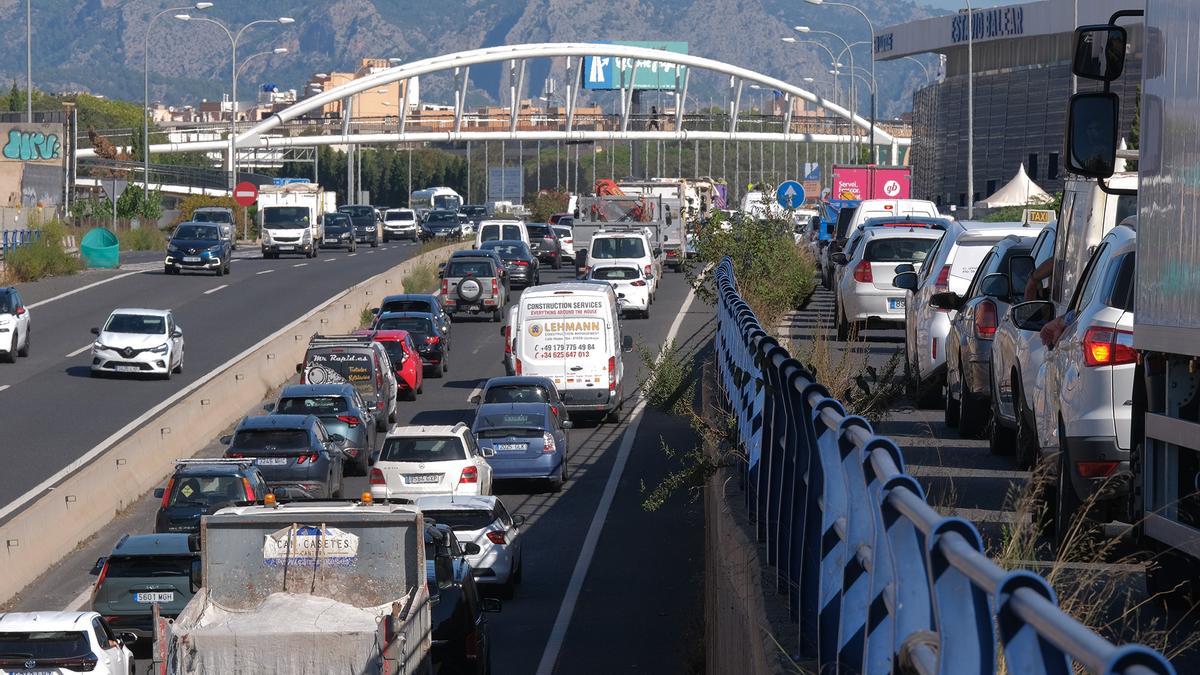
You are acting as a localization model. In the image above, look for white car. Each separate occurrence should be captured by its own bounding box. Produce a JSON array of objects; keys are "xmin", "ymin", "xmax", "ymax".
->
[
  {"xmin": 585, "ymin": 229, "xmax": 661, "ymax": 300},
  {"xmin": 1033, "ymin": 221, "xmax": 1136, "ymax": 547},
  {"xmin": 415, "ymin": 494, "xmax": 525, "ymax": 597},
  {"xmin": 551, "ymin": 223, "xmax": 576, "ymax": 262},
  {"xmin": 588, "ymin": 262, "xmax": 651, "ymax": 318},
  {"xmin": 382, "ymin": 208, "xmax": 419, "ymax": 242},
  {"xmin": 894, "ymin": 221, "xmax": 1041, "ymax": 407},
  {"xmin": 0, "ymin": 286, "xmax": 31, "ymax": 363},
  {"xmin": 369, "ymin": 423, "xmax": 494, "ymax": 499},
  {"xmin": 90, "ymin": 308, "xmax": 184, "ymax": 379},
  {"xmin": 832, "ymin": 227, "xmax": 943, "ymax": 339},
  {"xmin": 0, "ymin": 610, "xmax": 136, "ymax": 674},
  {"xmin": 475, "ymin": 220, "xmax": 528, "ymax": 248}
]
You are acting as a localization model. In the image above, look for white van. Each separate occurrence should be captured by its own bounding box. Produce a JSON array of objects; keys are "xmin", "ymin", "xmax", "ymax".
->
[
  {"xmin": 475, "ymin": 220, "xmax": 529, "ymax": 248},
  {"xmin": 584, "ymin": 228, "xmax": 662, "ymax": 299},
  {"xmin": 841, "ymin": 198, "xmax": 941, "ymax": 239},
  {"xmin": 512, "ymin": 283, "xmax": 634, "ymax": 422}
]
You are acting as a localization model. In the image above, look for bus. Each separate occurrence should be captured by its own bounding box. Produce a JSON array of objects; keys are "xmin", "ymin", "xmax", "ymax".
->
[{"xmin": 409, "ymin": 187, "xmax": 462, "ymax": 216}]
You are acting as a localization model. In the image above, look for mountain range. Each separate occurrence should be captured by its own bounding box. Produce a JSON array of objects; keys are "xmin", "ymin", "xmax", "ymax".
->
[{"xmin": 0, "ymin": 0, "xmax": 945, "ymax": 120}]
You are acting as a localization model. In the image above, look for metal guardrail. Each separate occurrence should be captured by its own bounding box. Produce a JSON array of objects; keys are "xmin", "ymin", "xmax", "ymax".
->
[{"xmin": 712, "ymin": 257, "xmax": 1175, "ymax": 675}]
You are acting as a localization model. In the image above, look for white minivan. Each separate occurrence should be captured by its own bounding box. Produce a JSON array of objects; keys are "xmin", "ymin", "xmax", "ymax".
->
[
  {"xmin": 512, "ymin": 283, "xmax": 634, "ymax": 422},
  {"xmin": 584, "ymin": 228, "xmax": 662, "ymax": 300},
  {"xmin": 475, "ymin": 220, "xmax": 529, "ymax": 248}
]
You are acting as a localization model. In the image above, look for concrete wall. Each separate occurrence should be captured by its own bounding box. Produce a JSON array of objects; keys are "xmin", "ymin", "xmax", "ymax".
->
[{"xmin": 0, "ymin": 243, "xmax": 463, "ymax": 605}]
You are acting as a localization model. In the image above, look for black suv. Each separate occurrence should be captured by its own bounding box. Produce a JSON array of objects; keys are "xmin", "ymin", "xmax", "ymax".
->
[
  {"xmin": 339, "ymin": 205, "xmax": 381, "ymax": 247},
  {"xmin": 524, "ymin": 223, "xmax": 563, "ymax": 269},
  {"xmin": 426, "ymin": 523, "xmax": 500, "ymax": 675},
  {"xmin": 154, "ymin": 459, "xmax": 269, "ymax": 534}
]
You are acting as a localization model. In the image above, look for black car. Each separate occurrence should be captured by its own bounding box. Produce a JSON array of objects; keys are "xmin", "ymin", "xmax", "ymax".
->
[
  {"xmin": 90, "ymin": 534, "xmax": 200, "ymax": 646},
  {"xmin": 220, "ymin": 415, "xmax": 346, "ymax": 498},
  {"xmin": 339, "ymin": 205, "xmax": 381, "ymax": 247},
  {"xmin": 423, "ymin": 209, "xmax": 463, "ymax": 240},
  {"xmin": 372, "ymin": 311, "xmax": 449, "ymax": 377},
  {"xmin": 460, "ymin": 205, "xmax": 489, "ymax": 226},
  {"xmin": 321, "ymin": 212, "xmax": 357, "ymax": 251},
  {"xmin": 154, "ymin": 459, "xmax": 269, "ymax": 534},
  {"xmin": 376, "ymin": 293, "xmax": 452, "ymax": 337},
  {"xmin": 426, "ymin": 523, "xmax": 500, "ymax": 675},
  {"xmin": 480, "ymin": 240, "xmax": 539, "ymax": 288},
  {"xmin": 165, "ymin": 222, "xmax": 232, "ymax": 276},
  {"xmin": 524, "ymin": 223, "xmax": 563, "ymax": 269}
]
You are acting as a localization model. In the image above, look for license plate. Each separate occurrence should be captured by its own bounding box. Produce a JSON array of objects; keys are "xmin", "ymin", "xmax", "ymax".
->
[
  {"xmin": 256, "ymin": 457, "xmax": 288, "ymax": 466},
  {"xmin": 888, "ymin": 298, "xmax": 905, "ymax": 311},
  {"xmin": 135, "ymin": 591, "xmax": 175, "ymax": 603},
  {"xmin": 405, "ymin": 474, "xmax": 441, "ymax": 484},
  {"xmin": 278, "ymin": 245, "xmax": 294, "ymax": 250},
  {"xmin": 496, "ymin": 443, "xmax": 528, "ymax": 452},
  {"xmin": 183, "ymin": 256, "xmax": 202, "ymax": 263},
  {"xmin": 8, "ymin": 670, "xmax": 53, "ymax": 675},
  {"xmin": 115, "ymin": 365, "xmax": 141, "ymax": 373}
]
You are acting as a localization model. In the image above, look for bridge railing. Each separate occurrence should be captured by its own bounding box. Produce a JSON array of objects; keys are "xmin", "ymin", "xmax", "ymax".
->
[{"xmin": 712, "ymin": 257, "xmax": 1174, "ymax": 675}]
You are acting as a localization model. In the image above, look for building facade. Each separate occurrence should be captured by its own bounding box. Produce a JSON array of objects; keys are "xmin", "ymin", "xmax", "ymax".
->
[{"xmin": 879, "ymin": 0, "xmax": 1144, "ymax": 207}]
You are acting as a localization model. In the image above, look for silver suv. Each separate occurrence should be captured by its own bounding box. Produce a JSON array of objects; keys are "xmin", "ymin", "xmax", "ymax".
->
[{"xmin": 442, "ymin": 257, "xmax": 507, "ymax": 322}]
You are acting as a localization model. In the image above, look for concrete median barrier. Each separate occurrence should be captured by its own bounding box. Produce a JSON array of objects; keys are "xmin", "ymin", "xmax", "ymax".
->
[{"xmin": 0, "ymin": 241, "xmax": 466, "ymax": 605}]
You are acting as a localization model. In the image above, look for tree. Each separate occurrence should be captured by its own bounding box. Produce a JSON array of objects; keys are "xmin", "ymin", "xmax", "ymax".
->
[{"xmin": 7, "ymin": 81, "xmax": 19, "ymax": 112}]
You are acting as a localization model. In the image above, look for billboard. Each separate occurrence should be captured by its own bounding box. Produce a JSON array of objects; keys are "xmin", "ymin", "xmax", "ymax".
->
[
  {"xmin": 582, "ymin": 41, "xmax": 688, "ymax": 91},
  {"xmin": 487, "ymin": 166, "xmax": 523, "ymax": 204},
  {"xmin": 831, "ymin": 165, "xmax": 912, "ymax": 201}
]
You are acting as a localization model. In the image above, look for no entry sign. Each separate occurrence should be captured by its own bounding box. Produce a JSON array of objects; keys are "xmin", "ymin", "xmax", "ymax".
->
[{"xmin": 234, "ymin": 181, "xmax": 258, "ymax": 207}]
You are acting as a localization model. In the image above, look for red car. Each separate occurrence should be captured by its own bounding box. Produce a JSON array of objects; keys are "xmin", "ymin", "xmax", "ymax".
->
[{"xmin": 353, "ymin": 329, "xmax": 424, "ymax": 401}]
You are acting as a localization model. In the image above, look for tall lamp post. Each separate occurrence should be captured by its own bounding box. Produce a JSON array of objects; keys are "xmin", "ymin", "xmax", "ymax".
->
[
  {"xmin": 176, "ymin": 13, "xmax": 294, "ymax": 191},
  {"xmin": 902, "ymin": 56, "xmax": 933, "ymax": 83},
  {"xmin": 796, "ymin": 27, "xmax": 860, "ymax": 159},
  {"xmin": 25, "ymin": 0, "xmax": 32, "ymax": 123},
  {"xmin": 806, "ymin": 0, "xmax": 877, "ymax": 162},
  {"xmin": 145, "ymin": 4, "xmax": 213, "ymax": 197},
  {"xmin": 965, "ymin": 0, "xmax": 974, "ymax": 218}
]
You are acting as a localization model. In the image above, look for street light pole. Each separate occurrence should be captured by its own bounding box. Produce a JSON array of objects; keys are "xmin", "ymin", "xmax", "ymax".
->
[
  {"xmin": 966, "ymin": 0, "xmax": 974, "ymax": 218},
  {"xmin": 25, "ymin": 0, "xmax": 32, "ymax": 123},
  {"xmin": 796, "ymin": 27, "xmax": 858, "ymax": 159},
  {"xmin": 902, "ymin": 56, "xmax": 932, "ymax": 83},
  {"xmin": 146, "ymin": 4, "xmax": 211, "ymax": 199},
  {"xmin": 809, "ymin": 1, "xmax": 877, "ymax": 162}
]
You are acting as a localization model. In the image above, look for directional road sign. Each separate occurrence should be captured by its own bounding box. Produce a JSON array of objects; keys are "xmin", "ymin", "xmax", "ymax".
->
[
  {"xmin": 234, "ymin": 181, "xmax": 258, "ymax": 207},
  {"xmin": 776, "ymin": 180, "xmax": 805, "ymax": 209}
]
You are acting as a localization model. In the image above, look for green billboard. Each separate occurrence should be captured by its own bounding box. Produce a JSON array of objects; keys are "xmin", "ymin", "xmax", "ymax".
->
[{"xmin": 582, "ymin": 41, "xmax": 689, "ymax": 91}]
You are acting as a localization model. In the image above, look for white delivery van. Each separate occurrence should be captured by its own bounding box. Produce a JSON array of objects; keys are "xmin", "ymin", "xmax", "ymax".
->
[
  {"xmin": 475, "ymin": 220, "xmax": 529, "ymax": 248},
  {"xmin": 842, "ymin": 198, "xmax": 940, "ymax": 238},
  {"xmin": 513, "ymin": 283, "xmax": 634, "ymax": 422}
]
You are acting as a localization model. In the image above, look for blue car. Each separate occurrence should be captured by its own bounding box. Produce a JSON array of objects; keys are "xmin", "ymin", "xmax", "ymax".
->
[
  {"xmin": 165, "ymin": 222, "xmax": 232, "ymax": 276},
  {"xmin": 471, "ymin": 402, "xmax": 571, "ymax": 492}
]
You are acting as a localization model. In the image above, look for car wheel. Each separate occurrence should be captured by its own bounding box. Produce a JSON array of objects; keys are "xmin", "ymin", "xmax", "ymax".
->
[
  {"xmin": 514, "ymin": 552, "xmax": 524, "ymax": 584},
  {"xmin": 1052, "ymin": 427, "xmax": 1085, "ymax": 555},
  {"xmin": 215, "ymin": 263, "xmax": 224, "ymax": 277},
  {"xmin": 491, "ymin": 309, "xmax": 501, "ymax": 323},
  {"xmin": 498, "ymin": 574, "xmax": 516, "ymax": 600},
  {"xmin": 553, "ymin": 254, "xmax": 562, "ymax": 270},
  {"xmin": 417, "ymin": 383, "xmax": 423, "ymax": 395},
  {"xmin": 331, "ymin": 476, "xmax": 343, "ymax": 499},
  {"xmin": 943, "ymin": 374, "xmax": 960, "ymax": 428},
  {"xmin": 958, "ymin": 387, "xmax": 988, "ymax": 439},
  {"xmin": 371, "ymin": 239, "xmax": 378, "ymax": 248},
  {"xmin": 550, "ymin": 461, "xmax": 566, "ymax": 493},
  {"xmin": 1014, "ymin": 378, "xmax": 1039, "ymax": 470},
  {"xmin": 836, "ymin": 305, "xmax": 850, "ymax": 341},
  {"xmin": 18, "ymin": 328, "xmax": 29, "ymax": 357},
  {"xmin": 430, "ymin": 365, "xmax": 444, "ymax": 379},
  {"xmin": 2, "ymin": 335, "xmax": 15, "ymax": 363},
  {"xmin": 405, "ymin": 387, "xmax": 417, "ymax": 401},
  {"xmin": 605, "ymin": 406, "xmax": 621, "ymax": 424},
  {"xmin": 224, "ymin": 261, "xmax": 231, "ymax": 275},
  {"xmin": 914, "ymin": 371, "xmax": 943, "ymax": 409},
  {"xmin": 173, "ymin": 354, "xmax": 183, "ymax": 374},
  {"xmin": 376, "ymin": 414, "xmax": 388, "ymax": 432}
]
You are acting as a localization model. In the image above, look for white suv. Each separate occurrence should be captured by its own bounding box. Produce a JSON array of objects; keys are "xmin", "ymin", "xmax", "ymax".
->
[
  {"xmin": 415, "ymin": 494, "xmax": 526, "ymax": 597},
  {"xmin": 585, "ymin": 229, "xmax": 662, "ymax": 300},
  {"xmin": 0, "ymin": 286, "xmax": 31, "ymax": 363},
  {"xmin": 369, "ymin": 423, "xmax": 494, "ymax": 499},
  {"xmin": 0, "ymin": 611, "xmax": 136, "ymax": 673},
  {"xmin": 382, "ymin": 208, "xmax": 419, "ymax": 242}
]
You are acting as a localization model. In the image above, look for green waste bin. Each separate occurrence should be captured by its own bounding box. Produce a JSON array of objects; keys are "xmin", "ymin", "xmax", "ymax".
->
[{"xmin": 80, "ymin": 228, "xmax": 120, "ymax": 269}]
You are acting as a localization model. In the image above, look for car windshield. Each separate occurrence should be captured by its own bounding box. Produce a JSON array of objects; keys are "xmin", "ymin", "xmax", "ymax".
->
[
  {"xmin": 426, "ymin": 212, "xmax": 458, "ymax": 227},
  {"xmin": 553, "ymin": 226, "xmax": 572, "ymax": 238},
  {"xmin": 526, "ymin": 225, "xmax": 552, "ymax": 238},
  {"xmin": 104, "ymin": 314, "xmax": 165, "ymax": 335},
  {"xmin": 324, "ymin": 215, "xmax": 351, "ymax": 228},
  {"xmin": 475, "ymin": 426, "xmax": 545, "ymax": 439},
  {"xmin": 340, "ymin": 206, "xmax": 375, "ymax": 218},
  {"xmin": 104, "ymin": 555, "xmax": 195, "ymax": 578},
  {"xmin": 481, "ymin": 242, "xmax": 526, "ymax": 258},
  {"xmin": 376, "ymin": 316, "xmax": 432, "ymax": 334},
  {"xmin": 0, "ymin": 631, "xmax": 91, "ymax": 659},
  {"xmin": 168, "ymin": 474, "xmax": 247, "ymax": 506},
  {"xmin": 448, "ymin": 261, "xmax": 493, "ymax": 278},
  {"xmin": 231, "ymin": 429, "xmax": 308, "ymax": 451},
  {"xmin": 263, "ymin": 207, "xmax": 309, "ymax": 226},
  {"xmin": 277, "ymin": 396, "xmax": 350, "ymax": 416},
  {"xmin": 0, "ymin": 293, "xmax": 13, "ymax": 314},
  {"xmin": 191, "ymin": 211, "xmax": 232, "ymax": 224},
  {"xmin": 433, "ymin": 195, "xmax": 460, "ymax": 210},
  {"xmin": 483, "ymin": 385, "xmax": 550, "ymax": 404},
  {"xmin": 421, "ymin": 510, "xmax": 494, "ymax": 531},
  {"xmin": 591, "ymin": 266, "xmax": 640, "ymax": 280},
  {"xmin": 863, "ymin": 238, "xmax": 938, "ymax": 263},
  {"xmin": 592, "ymin": 237, "xmax": 645, "ymax": 259},
  {"xmin": 379, "ymin": 436, "xmax": 468, "ymax": 462},
  {"xmin": 173, "ymin": 225, "xmax": 220, "ymax": 241},
  {"xmin": 378, "ymin": 341, "xmax": 408, "ymax": 366},
  {"xmin": 385, "ymin": 211, "xmax": 414, "ymax": 222},
  {"xmin": 381, "ymin": 299, "xmax": 432, "ymax": 314}
]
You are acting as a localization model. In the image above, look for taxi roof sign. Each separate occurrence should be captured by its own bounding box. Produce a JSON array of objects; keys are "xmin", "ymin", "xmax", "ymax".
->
[{"xmin": 1022, "ymin": 209, "xmax": 1057, "ymax": 226}]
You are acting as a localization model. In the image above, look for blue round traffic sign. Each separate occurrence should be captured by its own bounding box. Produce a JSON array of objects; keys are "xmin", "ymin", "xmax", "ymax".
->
[{"xmin": 776, "ymin": 180, "xmax": 805, "ymax": 209}]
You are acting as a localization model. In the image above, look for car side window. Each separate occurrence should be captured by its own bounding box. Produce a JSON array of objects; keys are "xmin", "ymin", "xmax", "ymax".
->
[
  {"xmin": 495, "ymin": 502, "xmax": 514, "ymax": 528},
  {"xmin": 963, "ymin": 252, "xmax": 994, "ymax": 299},
  {"xmin": 463, "ymin": 432, "xmax": 480, "ymax": 457},
  {"xmin": 918, "ymin": 235, "xmax": 947, "ymax": 282},
  {"xmin": 93, "ymin": 617, "xmax": 117, "ymax": 647},
  {"xmin": 1104, "ymin": 252, "xmax": 1136, "ymax": 311},
  {"xmin": 1069, "ymin": 242, "xmax": 1110, "ymax": 314}
]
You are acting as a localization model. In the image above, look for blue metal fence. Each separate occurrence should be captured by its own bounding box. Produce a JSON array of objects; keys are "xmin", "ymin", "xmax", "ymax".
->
[
  {"xmin": 1, "ymin": 229, "xmax": 43, "ymax": 254},
  {"xmin": 713, "ymin": 257, "xmax": 1174, "ymax": 675}
]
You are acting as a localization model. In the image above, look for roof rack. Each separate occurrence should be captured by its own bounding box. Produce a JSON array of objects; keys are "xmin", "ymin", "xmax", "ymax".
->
[
  {"xmin": 308, "ymin": 333, "xmax": 376, "ymax": 345},
  {"xmin": 173, "ymin": 458, "xmax": 255, "ymax": 467}
]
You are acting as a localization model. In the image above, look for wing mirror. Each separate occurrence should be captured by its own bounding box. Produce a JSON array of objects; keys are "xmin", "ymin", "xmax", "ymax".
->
[
  {"xmin": 512, "ymin": 515, "xmax": 527, "ymax": 527},
  {"xmin": 462, "ymin": 542, "xmax": 482, "ymax": 555},
  {"xmin": 1065, "ymin": 92, "xmax": 1120, "ymax": 178},
  {"xmin": 172, "ymin": 328, "xmax": 183, "ymax": 338},
  {"xmin": 892, "ymin": 271, "xmax": 919, "ymax": 292},
  {"xmin": 90, "ymin": 557, "xmax": 107, "ymax": 575},
  {"xmin": 979, "ymin": 273, "xmax": 1009, "ymax": 299},
  {"xmin": 563, "ymin": 420, "xmax": 574, "ymax": 429},
  {"xmin": 117, "ymin": 632, "xmax": 139, "ymax": 644},
  {"xmin": 153, "ymin": 488, "xmax": 165, "ymax": 498},
  {"xmin": 622, "ymin": 335, "xmax": 634, "ymax": 353},
  {"xmin": 481, "ymin": 447, "xmax": 497, "ymax": 458},
  {"xmin": 263, "ymin": 402, "xmax": 276, "ymax": 413},
  {"xmin": 91, "ymin": 327, "xmax": 100, "ymax": 336},
  {"xmin": 328, "ymin": 433, "xmax": 346, "ymax": 444},
  {"xmin": 219, "ymin": 435, "xmax": 233, "ymax": 445},
  {"xmin": 929, "ymin": 291, "xmax": 962, "ymax": 311},
  {"xmin": 894, "ymin": 263, "xmax": 915, "ymax": 275},
  {"xmin": 468, "ymin": 392, "xmax": 481, "ymax": 404},
  {"xmin": 480, "ymin": 597, "xmax": 503, "ymax": 613},
  {"xmin": 1011, "ymin": 300, "xmax": 1056, "ymax": 332},
  {"xmin": 295, "ymin": 363, "xmax": 304, "ymax": 374},
  {"xmin": 1072, "ymin": 25, "xmax": 1128, "ymax": 81},
  {"xmin": 830, "ymin": 252, "xmax": 849, "ymax": 265}
]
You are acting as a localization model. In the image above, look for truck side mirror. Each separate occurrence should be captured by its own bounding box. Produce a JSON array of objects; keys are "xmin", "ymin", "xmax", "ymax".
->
[
  {"xmin": 1072, "ymin": 25, "xmax": 1128, "ymax": 81},
  {"xmin": 1065, "ymin": 92, "xmax": 1120, "ymax": 178}
]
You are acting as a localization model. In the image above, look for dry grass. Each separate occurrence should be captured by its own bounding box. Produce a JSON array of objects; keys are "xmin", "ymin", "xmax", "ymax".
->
[
  {"xmin": 402, "ymin": 262, "xmax": 438, "ymax": 294},
  {"xmin": 788, "ymin": 320, "xmax": 904, "ymax": 425}
]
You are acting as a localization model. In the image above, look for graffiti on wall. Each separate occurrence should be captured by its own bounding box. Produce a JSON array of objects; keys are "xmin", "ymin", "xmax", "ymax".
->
[{"xmin": 2, "ymin": 127, "xmax": 61, "ymax": 161}]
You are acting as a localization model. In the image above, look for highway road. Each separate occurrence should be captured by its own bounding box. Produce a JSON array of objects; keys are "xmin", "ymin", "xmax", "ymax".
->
[
  {"xmin": 0, "ymin": 242, "xmax": 427, "ymax": 512},
  {"xmin": 4, "ymin": 238, "xmax": 715, "ymax": 674}
]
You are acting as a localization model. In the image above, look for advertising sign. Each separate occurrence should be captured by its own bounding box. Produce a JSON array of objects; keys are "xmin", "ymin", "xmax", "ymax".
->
[
  {"xmin": 831, "ymin": 165, "xmax": 912, "ymax": 201},
  {"xmin": 263, "ymin": 525, "xmax": 359, "ymax": 567},
  {"xmin": 582, "ymin": 41, "xmax": 689, "ymax": 91},
  {"xmin": 487, "ymin": 166, "xmax": 523, "ymax": 204}
]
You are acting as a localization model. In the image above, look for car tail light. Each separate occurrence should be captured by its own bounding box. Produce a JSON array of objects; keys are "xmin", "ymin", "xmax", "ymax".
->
[
  {"xmin": 517, "ymin": 260, "xmax": 530, "ymax": 267},
  {"xmin": 160, "ymin": 478, "xmax": 175, "ymax": 509},
  {"xmin": 608, "ymin": 356, "xmax": 617, "ymax": 392},
  {"xmin": 459, "ymin": 466, "xmax": 478, "ymax": 484},
  {"xmin": 337, "ymin": 415, "xmax": 362, "ymax": 427},
  {"xmin": 974, "ymin": 299, "xmax": 998, "ymax": 339},
  {"xmin": 486, "ymin": 530, "xmax": 507, "ymax": 545},
  {"xmin": 492, "ymin": 278, "xmax": 499, "ymax": 296},
  {"xmin": 441, "ymin": 278, "xmax": 448, "ymax": 296},
  {"xmin": 932, "ymin": 337, "xmax": 938, "ymax": 361},
  {"xmin": 853, "ymin": 261, "xmax": 873, "ymax": 283},
  {"xmin": 94, "ymin": 559, "xmax": 110, "ymax": 590},
  {"xmin": 227, "ymin": 452, "xmax": 244, "ymax": 459},
  {"xmin": 643, "ymin": 264, "xmax": 653, "ymax": 278},
  {"xmin": 1083, "ymin": 326, "xmax": 1137, "ymax": 367},
  {"xmin": 1077, "ymin": 461, "xmax": 1120, "ymax": 478},
  {"xmin": 370, "ymin": 467, "xmax": 387, "ymax": 485},
  {"xmin": 933, "ymin": 265, "xmax": 951, "ymax": 294},
  {"xmin": 514, "ymin": 358, "xmax": 523, "ymax": 375},
  {"xmin": 242, "ymin": 477, "xmax": 256, "ymax": 501},
  {"xmin": 543, "ymin": 431, "xmax": 557, "ymax": 453},
  {"xmin": 631, "ymin": 279, "xmax": 647, "ymax": 287},
  {"xmin": 376, "ymin": 400, "xmax": 385, "ymax": 411},
  {"xmin": 296, "ymin": 453, "xmax": 319, "ymax": 464},
  {"xmin": 426, "ymin": 336, "xmax": 441, "ymax": 345}
]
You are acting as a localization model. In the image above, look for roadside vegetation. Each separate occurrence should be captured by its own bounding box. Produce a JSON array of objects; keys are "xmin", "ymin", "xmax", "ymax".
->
[
  {"xmin": 3, "ymin": 221, "xmax": 83, "ymax": 282},
  {"xmin": 790, "ymin": 323, "xmax": 904, "ymax": 424},
  {"xmin": 117, "ymin": 226, "xmax": 166, "ymax": 251},
  {"xmin": 402, "ymin": 262, "xmax": 438, "ymax": 294}
]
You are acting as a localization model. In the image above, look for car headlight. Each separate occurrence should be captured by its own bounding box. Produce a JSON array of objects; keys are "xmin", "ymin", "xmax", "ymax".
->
[
  {"xmin": 150, "ymin": 343, "xmax": 170, "ymax": 354},
  {"xmin": 92, "ymin": 341, "xmax": 106, "ymax": 351},
  {"xmin": 167, "ymin": 244, "xmax": 181, "ymax": 254},
  {"xmin": 207, "ymin": 245, "xmax": 223, "ymax": 253}
]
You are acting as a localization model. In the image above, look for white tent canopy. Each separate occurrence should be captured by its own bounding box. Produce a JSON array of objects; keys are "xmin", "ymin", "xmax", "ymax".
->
[{"xmin": 975, "ymin": 164, "xmax": 1053, "ymax": 208}]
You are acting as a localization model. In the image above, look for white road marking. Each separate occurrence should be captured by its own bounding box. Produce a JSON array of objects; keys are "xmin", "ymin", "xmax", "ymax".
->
[
  {"xmin": 0, "ymin": 385, "xmax": 9, "ymax": 393},
  {"xmin": 348, "ymin": 253, "xmax": 358, "ymax": 257},
  {"xmin": 26, "ymin": 271, "xmax": 143, "ymax": 309},
  {"xmin": 366, "ymin": 250, "xmax": 376, "ymax": 254},
  {"xmin": 203, "ymin": 284, "xmax": 228, "ymax": 295},
  {"xmin": 66, "ymin": 584, "xmax": 93, "ymax": 612},
  {"xmin": 324, "ymin": 258, "xmax": 336, "ymax": 263},
  {"xmin": 255, "ymin": 269, "xmax": 274, "ymax": 275},
  {"xmin": 535, "ymin": 283, "xmax": 699, "ymax": 675},
  {"xmin": 293, "ymin": 263, "xmax": 308, "ymax": 268},
  {"xmin": 65, "ymin": 344, "xmax": 92, "ymax": 358}
]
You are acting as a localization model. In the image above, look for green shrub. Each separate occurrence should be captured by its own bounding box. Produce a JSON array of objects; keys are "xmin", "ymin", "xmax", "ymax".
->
[
  {"xmin": 402, "ymin": 263, "xmax": 438, "ymax": 294},
  {"xmin": 4, "ymin": 221, "xmax": 83, "ymax": 282},
  {"xmin": 118, "ymin": 226, "xmax": 166, "ymax": 251},
  {"xmin": 639, "ymin": 340, "xmax": 695, "ymax": 413}
]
